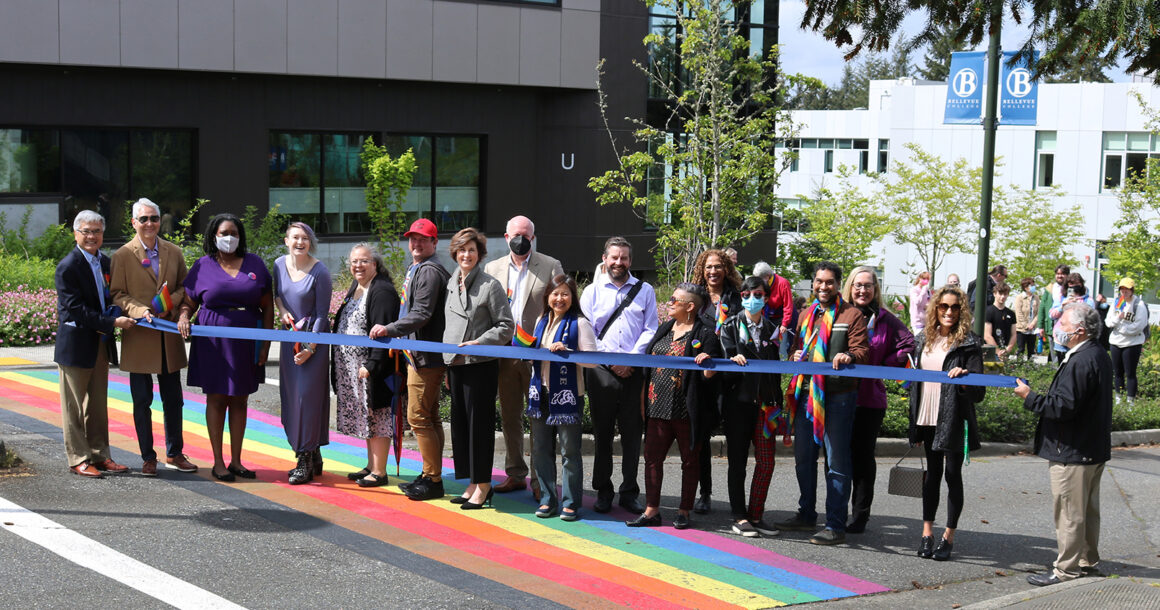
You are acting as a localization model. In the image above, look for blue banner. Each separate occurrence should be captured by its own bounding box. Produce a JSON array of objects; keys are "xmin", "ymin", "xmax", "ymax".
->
[
  {"xmin": 999, "ymin": 51, "xmax": 1039, "ymax": 125},
  {"xmin": 944, "ymin": 51, "xmax": 985, "ymax": 124},
  {"xmin": 138, "ymin": 318, "xmax": 1020, "ymax": 389}
]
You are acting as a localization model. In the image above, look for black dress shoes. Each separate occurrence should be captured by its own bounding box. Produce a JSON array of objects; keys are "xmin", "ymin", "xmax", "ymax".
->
[
  {"xmin": 917, "ymin": 535, "xmax": 934, "ymax": 559},
  {"xmin": 1027, "ymin": 572, "xmax": 1064, "ymax": 587},
  {"xmin": 693, "ymin": 495, "xmax": 711, "ymax": 515},
  {"xmin": 619, "ymin": 496, "xmax": 646, "ymax": 515},
  {"xmin": 846, "ymin": 517, "xmax": 868, "ymax": 534},
  {"xmin": 932, "ymin": 538, "xmax": 953, "ymax": 561},
  {"xmin": 593, "ymin": 496, "xmax": 613, "ymax": 514},
  {"xmin": 673, "ymin": 513, "xmax": 691, "ymax": 530},
  {"xmin": 625, "ymin": 513, "xmax": 662, "ymax": 527},
  {"xmin": 406, "ymin": 478, "xmax": 445, "ymax": 501}
]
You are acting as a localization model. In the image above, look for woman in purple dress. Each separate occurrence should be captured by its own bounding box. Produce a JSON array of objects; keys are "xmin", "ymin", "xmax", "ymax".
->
[
  {"xmin": 178, "ymin": 214, "xmax": 274, "ymax": 482},
  {"xmin": 273, "ymin": 222, "xmax": 332, "ymax": 485}
]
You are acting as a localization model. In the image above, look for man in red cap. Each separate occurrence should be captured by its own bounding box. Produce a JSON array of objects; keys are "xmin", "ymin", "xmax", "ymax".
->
[{"xmin": 370, "ymin": 218, "xmax": 450, "ymax": 501}]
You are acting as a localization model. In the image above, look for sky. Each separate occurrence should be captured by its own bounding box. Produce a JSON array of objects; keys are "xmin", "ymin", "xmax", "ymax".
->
[{"xmin": 776, "ymin": 0, "xmax": 1136, "ymax": 86}]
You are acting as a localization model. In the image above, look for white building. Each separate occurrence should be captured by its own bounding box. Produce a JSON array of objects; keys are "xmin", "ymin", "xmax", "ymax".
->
[{"xmin": 776, "ymin": 78, "xmax": 1160, "ymax": 302}]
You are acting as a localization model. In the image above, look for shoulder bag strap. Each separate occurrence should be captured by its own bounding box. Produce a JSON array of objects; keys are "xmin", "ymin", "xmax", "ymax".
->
[{"xmin": 597, "ymin": 280, "xmax": 645, "ymax": 341}]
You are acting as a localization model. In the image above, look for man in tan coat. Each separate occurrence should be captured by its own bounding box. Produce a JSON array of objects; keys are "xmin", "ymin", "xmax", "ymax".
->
[
  {"xmin": 483, "ymin": 215, "xmax": 563, "ymax": 501},
  {"xmin": 110, "ymin": 198, "xmax": 197, "ymax": 476}
]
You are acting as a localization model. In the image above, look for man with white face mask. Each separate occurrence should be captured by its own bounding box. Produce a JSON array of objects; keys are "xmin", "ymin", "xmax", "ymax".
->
[{"xmin": 483, "ymin": 215, "xmax": 563, "ymax": 501}]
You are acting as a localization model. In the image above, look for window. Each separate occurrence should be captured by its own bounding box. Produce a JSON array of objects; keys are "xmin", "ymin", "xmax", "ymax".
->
[
  {"xmin": 775, "ymin": 198, "xmax": 808, "ymax": 232},
  {"xmin": 0, "ymin": 129, "xmax": 59, "ymax": 193},
  {"xmin": 858, "ymin": 150, "xmax": 869, "ymax": 174},
  {"xmin": 1034, "ymin": 131, "xmax": 1056, "ymax": 188},
  {"xmin": 878, "ymin": 139, "xmax": 889, "ymax": 172},
  {"xmin": 824, "ymin": 149, "xmax": 834, "ymax": 173},
  {"xmin": 1102, "ymin": 131, "xmax": 1160, "ymax": 190},
  {"xmin": 2, "ymin": 127, "xmax": 195, "ymax": 232},
  {"xmin": 384, "ymin": 134, "xmax": 483, "ymax": 233},
  {"xmin": 270, "ymin": 132, "xmax": 373, "ymax": 233}
]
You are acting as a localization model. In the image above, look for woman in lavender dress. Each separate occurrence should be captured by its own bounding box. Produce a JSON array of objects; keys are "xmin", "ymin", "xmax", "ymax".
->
[
  {"xmin": 274, "ymin": 222, "xmax": 332, "ymax": 485},
  {"xmin": 179, "ymin": 214, "xmax": 274, "ymax": 482}
]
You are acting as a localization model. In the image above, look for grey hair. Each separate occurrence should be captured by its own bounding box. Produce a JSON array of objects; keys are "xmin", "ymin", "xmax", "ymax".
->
[
  {"xmin": 73, "ymin": 210, "xmax": 105, "ymax": 230},
  {"xmin": 752, "ymin": 261, "xmax": 774, "ymax": 279},
  {"xmin": 506, "ymin": 215, "xmax": 535, "ymax": 237},
  {"xmin": 132, "ymin": 198, "xmax": 160, "ymax": 219},
  {"xmin": 675, "ymin": 281, "xmax": 708, "ymax": 311},
  {"xmin": 1063, "ymin": 303, "xmax": 1101, "ymax": 339},
  {"xmin": 350, "ymin": 242, "xmax": 388, "ymax": 275}
]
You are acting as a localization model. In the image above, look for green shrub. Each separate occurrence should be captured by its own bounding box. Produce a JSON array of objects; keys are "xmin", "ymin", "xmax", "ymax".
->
[{"xmin": 0, "ymin": 252, "xmax": 56, "ymax": 290}]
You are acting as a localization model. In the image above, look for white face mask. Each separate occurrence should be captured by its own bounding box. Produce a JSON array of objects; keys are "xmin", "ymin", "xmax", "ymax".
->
[{"xmin": 216, "ymin": 235, "xmax": 239, "ymax": 254}]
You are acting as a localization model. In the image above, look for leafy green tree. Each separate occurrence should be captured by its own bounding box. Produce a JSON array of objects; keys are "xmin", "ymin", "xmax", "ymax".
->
[
  {"xmin": 916, "ymin": 25, "xmax": 968, "ymax": 81},
  {"xmin": 360, "ymin": 137, "xmax": 417, "ymax": 272},
  {"xmin": 798, "ymin": 0, "xmax": 1160, "ymax": 83},
  {"xmin": 589, "ymin": 0, "xmax": 799, "ymax": 282},
  {"xmin": 1103, "ymin": 94, "xmax": 1160, "ymax": 298},
  {"xmin": 990, "ymin": 185, "xmax": 1082, "ymax": 285},
  {"xmin": 782, "ymin": 165, "xmax": 894, "ymax": 274},
  {"xmin": 876, "ymin": 144, "xmax": 981, "ymax": 279}
]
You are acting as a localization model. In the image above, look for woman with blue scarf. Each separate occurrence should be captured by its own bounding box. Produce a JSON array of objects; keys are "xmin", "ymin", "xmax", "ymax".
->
[{"xmin": 527, "ymin": 274, "xmax": 597, "ymax": 521}]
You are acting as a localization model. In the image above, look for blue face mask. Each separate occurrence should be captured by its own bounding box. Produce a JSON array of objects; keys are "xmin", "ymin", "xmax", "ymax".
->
[
  {"xmin": 741, "ymin": 296, "xmax": 765, "ymax": 314},
  {"xmin": 1029, "ymin": 285, "xmax": 1038, "ymax": 295}
]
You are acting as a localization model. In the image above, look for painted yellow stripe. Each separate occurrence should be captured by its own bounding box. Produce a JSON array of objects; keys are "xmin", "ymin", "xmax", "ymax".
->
[{"xmin": 0, "ymin": 357, "xmax": 38, "ymax": 365}]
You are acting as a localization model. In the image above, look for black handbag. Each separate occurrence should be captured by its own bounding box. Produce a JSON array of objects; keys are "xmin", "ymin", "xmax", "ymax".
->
[{"xmin": 887, "ymin": 447, "xmax": 926, "ymax": 498}]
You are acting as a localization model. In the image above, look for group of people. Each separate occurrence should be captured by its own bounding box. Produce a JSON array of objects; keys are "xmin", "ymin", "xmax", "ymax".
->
[
  {"xmin": 54, "ymin": 205, "xmax": 1120, "ymax": 588},
  {"xmin": 910, "ymin": 264, "xmax": 1150, "ymax": 403}
]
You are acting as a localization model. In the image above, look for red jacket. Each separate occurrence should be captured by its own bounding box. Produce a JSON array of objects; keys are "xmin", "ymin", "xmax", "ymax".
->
[{"xmin": 765, "ymin": 274, "xmax": 794, "ymax": 328}]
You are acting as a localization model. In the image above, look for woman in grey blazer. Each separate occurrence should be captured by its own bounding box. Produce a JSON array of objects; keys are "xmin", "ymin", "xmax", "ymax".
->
[{"xmin": 443, "ymin": 228, "xmax": 514, "ymax": 509}]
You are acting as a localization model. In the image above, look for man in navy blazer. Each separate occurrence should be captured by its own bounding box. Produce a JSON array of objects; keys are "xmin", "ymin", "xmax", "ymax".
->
[{"xmin": 55, "ymin": 210, "xmax": 136, "ymax": 478}]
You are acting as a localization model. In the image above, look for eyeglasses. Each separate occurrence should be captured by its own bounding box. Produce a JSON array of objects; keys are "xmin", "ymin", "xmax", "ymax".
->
[
  {"xmin": 739, "ymin": 291, "xmax": 765, "ymax": 299},
  {"xmin": 350, "ymin": 259, "xmax": 374, "ymax": 266},
  {"xmin": 76, "ymin": 229, "xmax": 102, "ymax": 236},
  {"xmin": 137, "ymin": 215, "xmax": 161, "ymax": 224},
  {"xmin": 936, "ymin": 303, "xmax": 962, "ymax": 314},
  {"xmin": 668, "ymin": 296, "xmax": 693, "ymax": 305},
  {"xmin": 852, "ymin": 283, "xmax": 875, "ymax": 291}
]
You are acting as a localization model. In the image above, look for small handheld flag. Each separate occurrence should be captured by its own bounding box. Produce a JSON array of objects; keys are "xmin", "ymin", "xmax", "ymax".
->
[
  {"xmin": 512, "ymin": 324, "xmax": 536, "ymax": 347},
  {"xmin": 151, "ymin": 282, "xmax": 173, "ymax": 314}
]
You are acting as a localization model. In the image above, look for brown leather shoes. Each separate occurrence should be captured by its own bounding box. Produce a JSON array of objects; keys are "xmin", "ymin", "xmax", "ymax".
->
[
  {"xmin": 92, "ymin": 458, "xmax": 130, "ymax": 474},
  {"xmin": 165, "ymin": 455, "xmax": 198, "ymax": 473},
  {"xmin": 141, "ymin": 459, "xmax": 158, "ymax": 476},
  {"xmin": 493, "ymin": 475, "xmax": 527, "ymax": 493},
  {"xmin": 70, "ymin": 462, "xmax": 104, "ymax": 478}
]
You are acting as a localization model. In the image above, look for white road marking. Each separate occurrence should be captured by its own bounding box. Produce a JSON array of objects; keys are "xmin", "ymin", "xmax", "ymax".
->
[{"xmin": 0, "ymin": 495, "xmax": 246, "ymax": 610}]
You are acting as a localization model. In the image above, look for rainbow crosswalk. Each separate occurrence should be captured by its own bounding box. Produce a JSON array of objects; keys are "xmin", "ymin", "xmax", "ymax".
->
[{"xmin": 0, "ymin": 369, "xmax": 888, "ymax": 608}]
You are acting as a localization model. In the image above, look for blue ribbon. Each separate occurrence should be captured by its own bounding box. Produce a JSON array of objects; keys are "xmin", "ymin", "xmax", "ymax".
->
[{"xmin": 142, "ymin": 318, "xmax": 1019, "ymax": 389}]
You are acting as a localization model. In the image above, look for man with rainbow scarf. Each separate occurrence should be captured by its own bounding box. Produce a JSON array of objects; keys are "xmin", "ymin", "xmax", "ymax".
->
[{"xmin": 774, "ymin": 262, "xmax": 869, "ymax": 545}]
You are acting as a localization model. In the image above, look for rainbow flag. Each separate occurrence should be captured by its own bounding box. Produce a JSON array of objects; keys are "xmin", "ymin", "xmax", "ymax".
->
[
  {"xmin": 151, "ymin": 282, "xmax": 173, "ymax": 314},
  {"xmin": 1116, "ymin": 295, "xmax": 1129, "ymax": 312},
  {"xmin": 512, "ymin": 324, "xmax": 536, "ymax": 347},
  {"xmin": 715, "ymin": 302, "xmax": 729, "ymax": 335}
]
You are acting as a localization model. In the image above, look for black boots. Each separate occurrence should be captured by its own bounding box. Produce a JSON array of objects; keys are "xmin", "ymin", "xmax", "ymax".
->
[{"xmin": 288, "ymin": 451, "xmax": 313, "ymax": 485}]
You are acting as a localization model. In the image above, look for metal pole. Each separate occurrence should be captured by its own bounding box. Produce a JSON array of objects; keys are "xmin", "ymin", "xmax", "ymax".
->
[{"xmin": 974, "ymin": 5, "xmax": 1002, "ymax": 337}]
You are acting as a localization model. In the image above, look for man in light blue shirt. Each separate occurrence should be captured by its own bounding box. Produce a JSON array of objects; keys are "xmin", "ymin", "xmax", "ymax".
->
[{"xmin": 580, "ymin": 236, "xmax": 657, "ymax": 514}]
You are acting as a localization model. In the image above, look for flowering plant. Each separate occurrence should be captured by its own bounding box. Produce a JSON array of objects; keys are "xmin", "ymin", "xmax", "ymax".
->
[{"xmin": 0, "ymin": 286, "xmax": 58, "ymax": 347}]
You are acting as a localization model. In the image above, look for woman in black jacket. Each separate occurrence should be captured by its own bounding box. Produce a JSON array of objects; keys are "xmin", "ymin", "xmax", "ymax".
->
[
  {"xmin": 718, "ymin": 276, "xmax": 783, "ymax": 538},
  {"xmin": 626, "ymin": 283, "xmax": 720, "ymax": 530},
  {"xmin": 908, "ymin": 285, "xmax": 985, "ymax": 561},
  {"xmin": 690, "ymin": 248, "xmax": 743, "ymax": 513},
  {"xmin": 332, "ymin": 243, "xmax": 401, "ymax": 487}
]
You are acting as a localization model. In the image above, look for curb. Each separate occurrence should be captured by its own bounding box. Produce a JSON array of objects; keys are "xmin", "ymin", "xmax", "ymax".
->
[{"xmin": 961, "ymin": 576, "xmax": 1160, "ymax": 609}]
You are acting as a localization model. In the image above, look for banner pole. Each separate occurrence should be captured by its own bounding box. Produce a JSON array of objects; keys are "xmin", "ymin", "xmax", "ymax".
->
[{"xmin": 974, "ymin": 6, "xmax": 1002, "ymax": 337}]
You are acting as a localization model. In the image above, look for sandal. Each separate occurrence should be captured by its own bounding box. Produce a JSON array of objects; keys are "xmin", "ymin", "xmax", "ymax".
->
[
  {"xmin": 357, "ymin": 473, "xmax": 389, "ymax": 488},
  {"xmin": 535, "ymin": 505, "xmax": 557, "ymax": 518},
  {"xmin": 227, "ymin": 463, "xmax": 257, "ymax": 479},
  {"xmin": 346, "ymin": 467, "xmax": 372, "ymax": 481}
]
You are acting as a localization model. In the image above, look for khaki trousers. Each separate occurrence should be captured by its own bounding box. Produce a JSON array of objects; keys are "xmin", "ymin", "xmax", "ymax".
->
[
  {"xmin": 407, "ymin": 365, "xmax": 446, "ymax": 480},
  {"xmin": 58, "ymin": 348, "xmax": 111, "ymax": 468},
  {"xmin": 497, "ymin": 358, "xmax": 533, "ymax": 482},
  {"xmin": 1049, "ymin": 460, "xmax": 1105, "ymax": 580}
]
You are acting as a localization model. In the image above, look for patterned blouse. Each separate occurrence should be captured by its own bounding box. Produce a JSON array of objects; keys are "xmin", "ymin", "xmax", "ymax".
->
[{"xmin": 647, "ymin": 328, "xmax": 688, "ymax": 420}]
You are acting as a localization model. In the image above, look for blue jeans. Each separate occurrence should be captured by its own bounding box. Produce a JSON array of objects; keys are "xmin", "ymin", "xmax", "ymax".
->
[
  {"xmin": 793, "ymin": 390, "xmax": 856, "ymax": 532},
  {"xmin": 530, "ymin": 416, "xmax": 584, "ymax": 511}
]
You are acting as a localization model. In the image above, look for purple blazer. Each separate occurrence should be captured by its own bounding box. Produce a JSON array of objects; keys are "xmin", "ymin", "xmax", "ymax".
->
[{"xmin": 856, "ymin": 307, "xmax": 916, "ymax": 410}]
